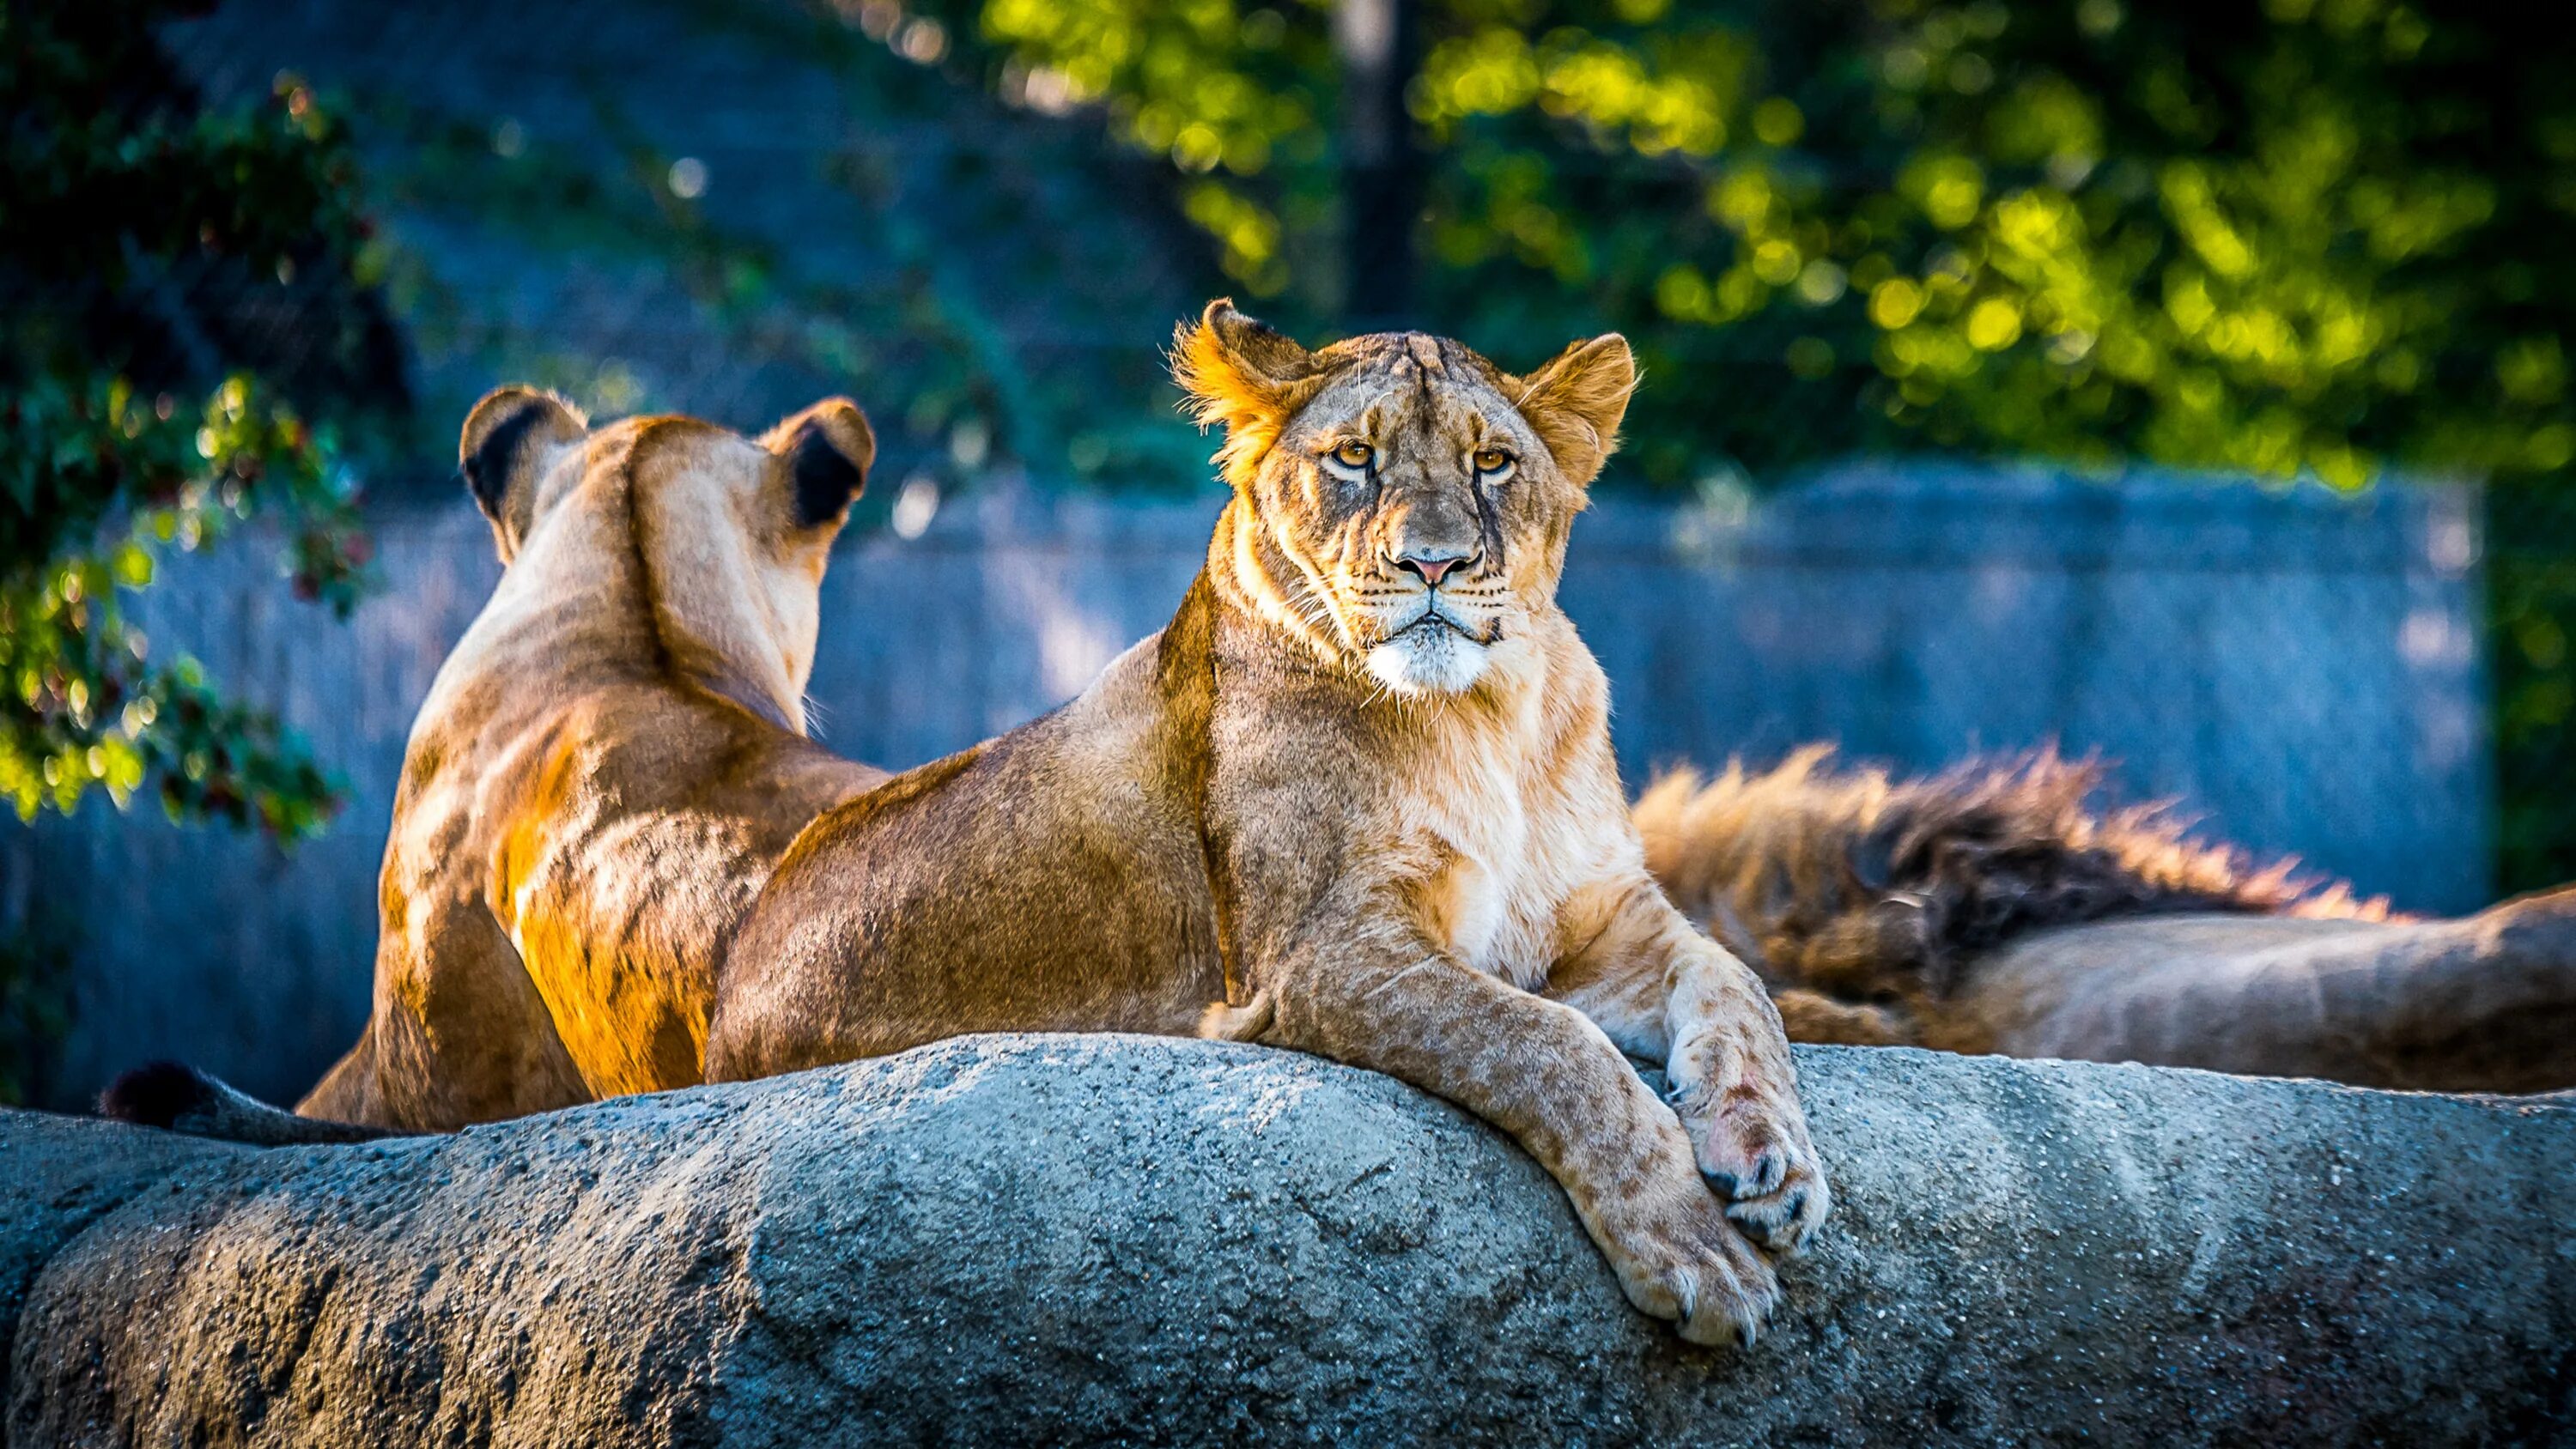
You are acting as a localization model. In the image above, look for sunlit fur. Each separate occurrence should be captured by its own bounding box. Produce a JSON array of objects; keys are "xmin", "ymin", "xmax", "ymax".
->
[
  {"xmin": 1178, "ymin": 318, "xmax": 1632, "ymax": 699},
  {"xmin": 719, "ymin": 302, "xmax": 1827, "ymax": 1349},
  {"xmin": 254, "ymin": 391, "xmax": 881, "ymax": 1133}
]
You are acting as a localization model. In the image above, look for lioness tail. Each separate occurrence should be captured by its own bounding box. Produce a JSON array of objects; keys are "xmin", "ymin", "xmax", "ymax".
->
[{"xmin": 99, "ymin": 1061, "xmax": 394, "ymax": 1146}]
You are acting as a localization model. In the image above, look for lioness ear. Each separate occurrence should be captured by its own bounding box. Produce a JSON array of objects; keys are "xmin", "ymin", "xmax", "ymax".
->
[
  {"xmin": 762, "ymin": 397, "xmax": 876, "ymax": 531},
  {"xmin": 1171, "ymin": 299, "xmax": 1324, "ymax": 485},
  {"xmin": 1513, "ymin": 335, "xmax": 1636, "ymax": 486},
  {"xmin": 459, "ymin": 387, "xmax": 586, "ymax": 562}
]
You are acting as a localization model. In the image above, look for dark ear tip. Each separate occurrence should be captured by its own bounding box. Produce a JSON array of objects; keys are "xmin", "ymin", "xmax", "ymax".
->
[
  {"xmin": 459, "ymin": 388, "xmax": 583, "ymax": 525},
  {"xmin": 785, "ymin": 409, "xmax": 873, "ymax": 530},
  {"xmin": 1203, "ymin": 297, "xmax": 1273, "ymax": 338},
  {"xmin": 457, "ymin": 386, "xmax": 579, "ymax": 457}
]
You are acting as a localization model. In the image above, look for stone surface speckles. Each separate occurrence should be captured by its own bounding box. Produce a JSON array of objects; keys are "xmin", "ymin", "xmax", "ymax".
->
[{"xmin": 5, "ymin": 1036, "xmax": 2572, "ymax": 1445}]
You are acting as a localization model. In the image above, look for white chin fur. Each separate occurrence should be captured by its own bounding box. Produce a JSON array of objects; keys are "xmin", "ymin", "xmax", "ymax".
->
[{"xmin": 1364, "ymin": 627, "xmax": 1491, "ymax": 696}]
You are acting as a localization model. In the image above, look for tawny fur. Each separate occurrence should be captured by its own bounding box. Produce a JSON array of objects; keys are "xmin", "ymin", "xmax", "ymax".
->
[
  {"xmin": 107, "ymin": 369, "xmax": 2576, "ymax": 1168},
  {"xmin": 1625, "ymin": 747, "xmax": 2576, "ymax": 1093},
  {"xmin": 104, "ymin": 319, "xmax": 2572, "ymax": 1356},
  {"xmin": 106, "ymin": 391, "xmax": 888, "ymax": 1140},
  {"xmin": 714, "ymin": 302, "xmax": 1828, "ymax": 1348},
  {"xmin": 1635, "ymin": 745, "xmax": 2386, "ymax": 1005}
]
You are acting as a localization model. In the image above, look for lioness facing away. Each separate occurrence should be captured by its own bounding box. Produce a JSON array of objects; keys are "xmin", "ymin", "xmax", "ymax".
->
[
  {"xmin": 111, "ymin": 388, "xmax": 888, "ymax": 1137},
  {"xmin": 708, "ymin": 303, "xmax": 1825, "ymax": 1347}
]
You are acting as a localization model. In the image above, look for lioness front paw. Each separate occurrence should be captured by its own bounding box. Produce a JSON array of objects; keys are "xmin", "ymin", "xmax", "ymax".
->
[
  {"xmin": 1595, "ymin": 1180, "xmax": 1783, "ymax": 1348},
  {"xmin": 1687, "ymin": 1088, "xmax": 1831, "ymax": 1257}
]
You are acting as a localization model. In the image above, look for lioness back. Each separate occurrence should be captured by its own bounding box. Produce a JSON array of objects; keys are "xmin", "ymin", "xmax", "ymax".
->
[
  {"xmin": 114, "ymin": 389, "xmax": 892, "ymax": 1138},
  {"xmin": 476, "ymin": 681, "xmax": 872, "ymax": 1099},
  {"xmin": 710, "ymin": 628, "xmax": 1224, "ymax": 1076}
]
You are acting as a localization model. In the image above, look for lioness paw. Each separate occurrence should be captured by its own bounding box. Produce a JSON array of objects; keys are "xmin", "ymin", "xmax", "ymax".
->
[
  {"xmin": 1692, "ymin": 1093, "xmax": 1831, "ymax": 1257},
  {"xmin": 1597, "ymin": 1182, "xmax": 1783, "ymax": 1348}
]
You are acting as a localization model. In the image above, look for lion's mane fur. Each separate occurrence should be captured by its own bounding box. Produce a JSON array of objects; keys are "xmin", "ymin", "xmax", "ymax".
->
[{"xmin": 1635, "ymin": 747, "xmax": 2388, "ymax": 1003}]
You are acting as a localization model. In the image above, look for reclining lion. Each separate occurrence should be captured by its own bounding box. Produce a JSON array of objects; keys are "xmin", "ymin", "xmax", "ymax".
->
[
  {"xmin": 104, "ymin": 349, "xmax": 2576, "ymax": 1137},
  {"xmin": 106, "ymin": 309, "xmax": 2576, "ymax": 1341},
  {"xmin": 1637, "ymin": 747, "xmax": 2576, "ymax": 1094},
  {"xmin": 708, "ymin": 305, "xmax": 1828, "ymax": 1347}
]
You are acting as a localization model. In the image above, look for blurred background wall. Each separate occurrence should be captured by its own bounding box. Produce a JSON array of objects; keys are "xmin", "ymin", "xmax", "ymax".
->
[{"xmin": 2, "ymin": 0, "xmax": 2561, "ymax": 1106}]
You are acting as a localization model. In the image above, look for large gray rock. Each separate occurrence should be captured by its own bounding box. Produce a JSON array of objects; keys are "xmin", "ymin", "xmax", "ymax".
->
[
  {"xmin": 4, "ymin": 1036, "xmax": 2571, "ymax": 1446},
  {"xmin": 0, "ymin": 1113, "xmax": 248, "ymax": 1394}
]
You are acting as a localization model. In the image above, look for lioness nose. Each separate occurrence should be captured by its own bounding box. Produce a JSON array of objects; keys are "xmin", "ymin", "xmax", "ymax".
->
[{"xmin": 1394, "ymin": 548, "xmax": 1476, "ymax": 588}]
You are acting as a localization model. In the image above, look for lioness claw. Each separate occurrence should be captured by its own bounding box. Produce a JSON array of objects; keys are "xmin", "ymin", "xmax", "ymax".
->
[
  {"xmin": 1597, "ymin": 1174, "xmax": 1783, "ymax": 1347},
  {"xmin": 1692, "ymin": 1095, "xmax": 1830, "ymax": 1256}
]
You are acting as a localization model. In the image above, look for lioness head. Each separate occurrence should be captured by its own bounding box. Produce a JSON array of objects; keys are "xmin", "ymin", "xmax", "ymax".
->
[
  {"xmin": 456, "ymin": 387, "xmax": 876, "ymax": 732},
  {"xmin": 1174, "ymin": 300, "xmax": 1635, "ymax": 696}
]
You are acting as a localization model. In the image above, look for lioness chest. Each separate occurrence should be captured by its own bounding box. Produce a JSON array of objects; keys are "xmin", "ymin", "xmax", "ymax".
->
[{"xmin": 1398, "ymin": 672, "xmax": 1636, "ymax": 991}]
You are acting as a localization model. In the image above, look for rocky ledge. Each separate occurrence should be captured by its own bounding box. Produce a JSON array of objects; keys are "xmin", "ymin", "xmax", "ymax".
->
[{"xmin": 3, "ymin": 1035, "xmax": 2570, "ymax": 1445}]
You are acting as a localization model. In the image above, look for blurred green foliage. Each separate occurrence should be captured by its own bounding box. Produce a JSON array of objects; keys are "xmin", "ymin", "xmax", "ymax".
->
[
  {"xmin": 918, "ymin": 0, "xmax": 2570, "ymax": 487},
  {"xmin": 0, "ymin": 922, "xmax": 73, "ymax": 1106},
  {"xmin": 903, "ymin": 0, "xmax": 2575, "ymax": 884},
  {"xmin": 2488, "ymin": 481, "xmax": 2576, "ymax": 890},
  {"xmin": 1, "ymin": 0, "xmax": 379, "ymax": 837}
]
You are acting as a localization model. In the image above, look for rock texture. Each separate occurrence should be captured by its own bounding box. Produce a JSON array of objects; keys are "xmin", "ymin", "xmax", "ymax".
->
[{"xmin": 4, "ymin": 1035, "xmax": 2571, "ymax": 1446}]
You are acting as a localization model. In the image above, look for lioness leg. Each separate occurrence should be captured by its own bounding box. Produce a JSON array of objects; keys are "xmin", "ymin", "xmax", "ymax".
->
[
  {"xmin": 295, "ymin": 1022, "xmax": 383, "ymax": 1123},
  {"xmin": 367, "ymin": 894, "xmax": 591, "ymax": 1130},
  {"xmin": 1236, "ymin": 912, "xmax": 1783, "ymax": 1347},
  {"xmin": 1771, "ymin": 989, "xmax": 1916, "ymax": 1046},
  {"xmin": 1548, "ymin": 879, "xmax": 1831, "ymax": 1255}
]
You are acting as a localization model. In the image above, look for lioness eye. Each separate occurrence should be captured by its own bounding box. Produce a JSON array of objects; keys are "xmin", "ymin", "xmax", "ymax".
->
[
  {"xmin": 1473, "ymin": 446, "xmax": 1513, "ymax": 475},
  {"xmin": 1332, "ymin": 440, "xmax": 1375, "ymax": 470}
]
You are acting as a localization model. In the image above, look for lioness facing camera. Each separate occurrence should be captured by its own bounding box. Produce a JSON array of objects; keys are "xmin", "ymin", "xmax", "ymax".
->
[{"xmin": 709, "ymin": 303, "xmax": 1826, "ymax": 1346}]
